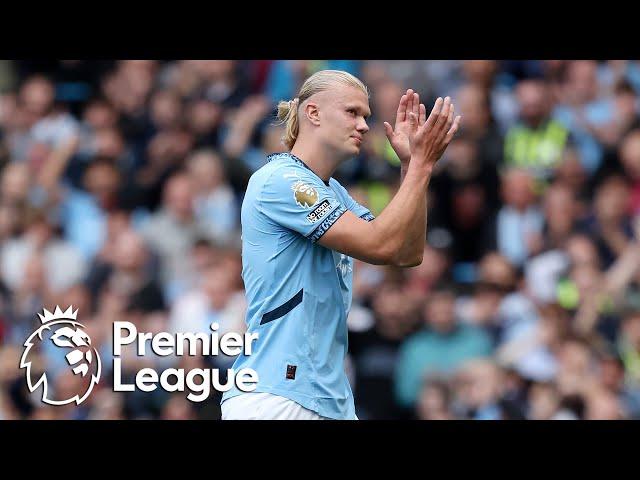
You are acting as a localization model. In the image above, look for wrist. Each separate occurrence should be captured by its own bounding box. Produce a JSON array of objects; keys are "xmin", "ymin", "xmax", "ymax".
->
[
  {"xmin": 405, "ymin": 162, "xmax": 433, "ymax": 185},
  {"xmin": 408, "ymin": 157, "xmax": 433, "ymax": 176}
]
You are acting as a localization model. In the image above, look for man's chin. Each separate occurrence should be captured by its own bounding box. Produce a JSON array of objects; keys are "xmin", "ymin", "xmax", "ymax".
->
[
  {"xmin": 335, "ymin": 143, "xmax": 361, "ymax": 160},
  {"xmin": 348, "ymin": 144, "xmax": 361, "ymax": 156}
]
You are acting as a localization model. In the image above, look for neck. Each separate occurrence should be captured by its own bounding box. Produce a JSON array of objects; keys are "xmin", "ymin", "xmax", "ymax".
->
[{"xmin": 290, "ymin": 138, "xmax": 344, "ymax": 182}]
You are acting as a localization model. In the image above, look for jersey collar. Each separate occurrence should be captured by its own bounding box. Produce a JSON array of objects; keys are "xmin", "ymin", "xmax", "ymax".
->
[{"xmin": 267, "ymin": 152, "xmax": 331, "ymax": 186}]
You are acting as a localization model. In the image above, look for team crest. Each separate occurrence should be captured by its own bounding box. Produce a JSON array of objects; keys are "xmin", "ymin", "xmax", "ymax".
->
[
  {"xmin": 292, "ymin": 180, "xmax": 318, "ymax": 208},
  {"xmin": 20, "ymin": 306, "xmax": 101, "ymax": 406}
]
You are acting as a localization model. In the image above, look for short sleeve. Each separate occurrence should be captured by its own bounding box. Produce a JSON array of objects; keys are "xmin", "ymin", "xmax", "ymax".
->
[
  {"xmin": 258, "ymin": 165, "xmax": 347, "ymax": 243},
  {"xmin": 329, "ymin": 179, "xmax": 375, "ymax": 222},
  {"xmin": 346, "ymin": 196, "xmax": 375, "ymax": 222}
]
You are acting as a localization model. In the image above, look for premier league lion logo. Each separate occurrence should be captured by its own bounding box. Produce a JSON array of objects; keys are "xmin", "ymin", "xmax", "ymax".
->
[
  {"xmin": 20, "ymin": 306, "xmax": 101, "ymax": 406},
  {"xmin": 291, "ymin": 180, "xmax": 319, "ymax": 208}
]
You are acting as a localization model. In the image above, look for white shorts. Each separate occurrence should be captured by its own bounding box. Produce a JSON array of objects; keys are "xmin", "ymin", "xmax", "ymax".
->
[{"xmin": 221, "ymin": 392, "xmax": 328, "ymax": 420}]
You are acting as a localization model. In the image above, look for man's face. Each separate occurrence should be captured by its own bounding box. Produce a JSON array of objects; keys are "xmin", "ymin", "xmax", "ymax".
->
[
  {"xmin": 516, "ymin": 81, "xmax": 548, "ymax": 126},
  {"xmin": 113, "ymin": 231, "xmax": 147, "ymax": 272},
  {"xmin": 479, "ymin": 254, "xmax": 515, "ymax": 290},
  {"xmin": 620, "ymin": 132, "xmax": 640, "ymax": 179},
  {"xmin": 567, "ymin": 61, "xmax": 598, "ymax": 103},
  {"xmin": 594, "ymin": 179, "xmax": 629, "ymax": 222},
  {"xmin": 456, "ymin": 84, "xmax": 489, "ymax": 132},
  {"xmin": 566, "ymin": 236, "xmax": 599, "ymax": 268},
  {"xmin": 544, "ymin": 185, "xmax": 576, "ymax": 232},
  {"xmin": 164, "ymin": 175, "xmax": 194, "ymax": 220},
  {"xmin": 84, "ymin": 101, "xmax": 118, "ymax": 130},
  {"xmin": 1, "ymin": 163, "xmax": 30, "ymax": 204},
  {"xmin": 425, "ymin": 292, "xmax": 456, "ymax": 333},
  {"xmin": 84, "ymin": 163, "xmax": 120, "ymax": 201},
  {"xmin": 311, "ymin": 84, "xmax": 371, "ymax": 159},
  {"xmin": 372, "ymin": 80, "xmax": 403, "ymax": 124},
  {"xmin": 501, "ymin": 170, "xmax": 536, "ymax": 211},
  {"xmin": 150, "ymin": 91, "xmax": 182, "ymax": 129},
  {"xmin": 622, "ymin": 315, "xmax": 640, "ymax": 350},
  {"xmin": 188, "ymin": 152, "xmax": 224, "ymax": 191},
  {"xmin": 20, "ymin": 77, "xmax": 55, "ymax": 118},
  {"xmin": 203, "ymin": 265, "xmax": 235, "ymax": 310}
]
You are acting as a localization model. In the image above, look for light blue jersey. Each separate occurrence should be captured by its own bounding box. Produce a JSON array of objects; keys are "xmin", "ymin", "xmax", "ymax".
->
[{"xmin": 221, "ymin": 152, "xmax": 374, "ymax": 419}]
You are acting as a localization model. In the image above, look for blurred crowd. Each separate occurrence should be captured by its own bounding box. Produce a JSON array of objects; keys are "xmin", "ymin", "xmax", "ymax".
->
[{"xmin": 1, "ymin": 60, "xmax": 640, "ymax": 420}]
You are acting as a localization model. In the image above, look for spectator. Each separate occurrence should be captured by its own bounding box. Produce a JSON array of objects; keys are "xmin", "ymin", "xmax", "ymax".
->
[
  {"xmin": 416, "ymin": 377, "xmax": 454, "ymax": 420},
  {"xmin": 554, "ymin": 60, "xmax": 613, "ymax": 174},
  {"xmin": 394, "ymin": 285, "xmax": 493, "ymax": 409},
  {"xmin": 619, "ymin": 129, "xmax": 640, "ymax": 216},
  {"xmin": 618, "ymin": 312, "xmax": 640, "ymax": 387},
  {"xmin": 579, "ymin": 174, "xmax": 633, "ymax": 269},
  {"xmin": 455, "ymin": 82, "xmax": 503, "ymax": 167},
  {"xmin": 139, "ymin": 172, "xmax": 211, "ymax": 288},
  {"xmin": 58, "ymin": 158, "xmax": 123, "ymax": 259},
  {"xmin": 186, "ymin": 148, "xmax": 239, "ymax": 245},
  {"xmin": 496, "ymin": 168, "xmax": 545, "ymax": 267},
  {"xmin": 349, "ymin": 281, "xmax": 422, "ymax": 419},
  {"xmin": 504, "ymin": 78, "xmax": 570, "ymax": 182},
  {"xmin": 429, "ymin": 133, "xmax": 500, "ymax": 267}
]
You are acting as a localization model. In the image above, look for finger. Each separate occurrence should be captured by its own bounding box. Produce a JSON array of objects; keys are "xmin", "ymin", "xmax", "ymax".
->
[
  {"xmin": 444, "ymin": 115, "xmax": 462, "ymax": 144},
  {"xmin": 405, "ymin": 89, "xmax": 414, "ymax": 121},
  {"xmin": 408, "ymin": 112, "xmax": 418, "ymax": 128},
  {"xmin": 419, "ymin": 103, "xmax": 426, "ymax": 125},
  {"xmin": 383, "ymin": 121, "xmax": 394, "ymax": 140},
  {"xmin": 440, "ymin": 105, "xmax": 454, "ymax": 141},
  {"xmin": 424, "ymin": 97, "xmax": 443, "ymax": 130},
  {"xmin": 434, "ymin": 96, "xmax": 451, "ymax": 131},
  {"xmin": 412, "ymin": 92, "xmax": 420, "ymax": 122},
  {"xmin": 440, "ymin": 103, "xmax": 454, "ymax": 139},
  {"xmin": 396, "ymin": 94, "xmax": 408, "ymax": 125}
]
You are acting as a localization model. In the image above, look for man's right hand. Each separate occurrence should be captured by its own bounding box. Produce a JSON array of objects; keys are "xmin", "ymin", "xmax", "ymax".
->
[{"xmin": 409, "ymin": 96, "xmax": 461, "ymax": 173}]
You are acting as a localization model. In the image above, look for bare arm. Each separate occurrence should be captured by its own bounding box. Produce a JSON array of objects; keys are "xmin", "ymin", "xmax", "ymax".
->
[
  {"xmin": 318, "ymin": 169, "xmax": 430, "ymax": 266},
  {"xmin": 319, "ymin": 96, "xmax": 461, "ymax": 267},
  {"xmin": 36, "ymin": 135, "xmax": 80, "ymax": 193},
  {"xmin": 383, "ymin": 90, "xmax": 435, "ymax": 264},
  {"xmin": 575, "ymin": 234, "xmax": 640, "ymax": 335},
  {"xmin": 575, "ymin": 217, "xmax": 640, "ymax": 335}
]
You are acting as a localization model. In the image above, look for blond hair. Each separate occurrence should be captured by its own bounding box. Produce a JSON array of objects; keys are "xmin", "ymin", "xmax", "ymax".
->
[{"xmin": 276, "ymin": 69, "xmax": 369, "ymax": 150}]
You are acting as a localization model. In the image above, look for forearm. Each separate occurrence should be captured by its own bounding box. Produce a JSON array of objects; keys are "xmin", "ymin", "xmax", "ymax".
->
[
  {"xmin": 37, "ymin": 138, "xmax": 78, "ymax": 192},
  {"xmin": 222, "ymin": 127, "xmax": 253, "ymax": 158},
  {"xmin": 325, "ymin": 94, "xmax": 459, "ymax": 267},
  {"xmin": 601, "ymin": 227, "xmax": 630, "ymax": 257},
  {"xmin": 606, "ymin": 243, "xmax": 640, "ymax": 292},
  {"xmin": 400, "ymin": 160, "xmax": 409, "ymax": 184},
  {"xmin": 394, "ymin": 171, "xmax": 428, "ymax": 266},
  {"xmin": 575, "ymin": 242, "xmax": 640, "ymax": 335},
  {"xmin": 370, "ymin": 161, "xmax": 431, "ymax": 266}
]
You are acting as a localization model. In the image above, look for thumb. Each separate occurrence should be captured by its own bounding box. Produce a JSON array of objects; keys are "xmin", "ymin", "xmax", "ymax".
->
[{"xmin": 383, "ymin": 122, "xmax": 394, "ymax": 140}]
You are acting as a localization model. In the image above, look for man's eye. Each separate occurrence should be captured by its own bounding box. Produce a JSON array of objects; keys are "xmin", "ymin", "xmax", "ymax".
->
[{"xmin": 347, "ymin": 109, "xmax": 356, "ymax": 116}]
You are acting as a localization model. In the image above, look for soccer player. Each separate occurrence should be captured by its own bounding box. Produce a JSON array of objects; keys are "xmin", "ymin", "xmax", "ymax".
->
[{"xmin": 221, "ymin": 70, "xmax": 461, "ymax": 419}]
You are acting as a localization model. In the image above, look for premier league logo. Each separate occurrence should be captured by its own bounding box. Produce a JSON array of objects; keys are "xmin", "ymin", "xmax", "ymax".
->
[{"xmin": 20, "ymin": 306, "xmax": 101, "ymax": 406}]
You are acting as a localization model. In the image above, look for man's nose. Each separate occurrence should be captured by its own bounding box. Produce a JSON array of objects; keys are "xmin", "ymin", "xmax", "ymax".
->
[{"xmin": 357, "ymin": 119, "xmax": 369, "ymax": 134}]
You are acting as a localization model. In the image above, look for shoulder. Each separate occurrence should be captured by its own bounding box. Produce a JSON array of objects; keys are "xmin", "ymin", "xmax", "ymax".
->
[
  {"xmin": 63, "ymin": 187, "xmax": 95, "ymax": 209},
  {"xmin": 458, "ymin": 323, "xmax": 489, "ymax": 338},
  {"xmin": 250, "ymin": 153, "xmax": 317, "ymax": 188},
  {"xmin": 548, "ymin": 118, "xmax": 569, "ymax": 132},
  {"xmin": 400, "ymin": 330, "xmax": 431, "ymax": 351},
  {"xmin": 328, "ymin": 179, "xmax": 375, "ymax": 220},
  {"xmin": 141, "ymin": 210, "xmax": 172, "ymax": 235},
  {"xmin": 253, "ymin": 153, "xmax": 332, "ymax": 208},
  {"xmin": 328, "ymin": 177, "xmax": 348, "ymax": 193}
]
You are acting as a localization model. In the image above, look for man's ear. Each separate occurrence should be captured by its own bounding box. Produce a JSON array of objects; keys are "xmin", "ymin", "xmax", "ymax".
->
[{"xmin": 304, "ymin": 102, "xmax": 321, "ymax": 126}]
